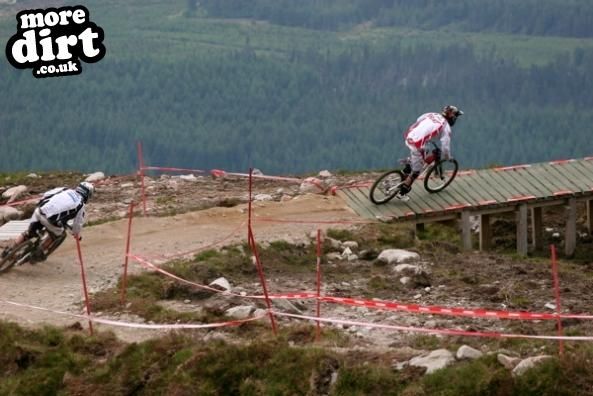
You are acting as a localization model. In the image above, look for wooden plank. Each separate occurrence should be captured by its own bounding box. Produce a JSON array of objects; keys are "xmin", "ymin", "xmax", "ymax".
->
[
  {"xmin": 0, "ymin": 220, "xmax": 29, "ymax": 241},
  {"xmin": 565, "ymin": 198, "xmax": 577, "ymax": 257},
  {"xmin": 469, "ymin": 169, "xmax": 511, "ymax": 201},
  {"xmin": 554, "ymin": 162, "xmax": 593, "ymax": 191},
  {"xmin": 451, "ymin": 172, "xmax": 501, "ymax": 206},
  {"xmin": 505, "ymin": 166, "xmax": 552, "ymax": 198},
  {"xmin": 531, "ymin": 207, "xmax": 543, "ymax": 251},
  {"xmin": 354, "ymin": 187, "xmax": 394, "ymax": 220},
  {"xmin": 516, "ymin": 204, "xmax": 528, "ymax": 256},
  {"xmin": 523, "ymin": 165, "xmax": 571, "ymax": 196},
  {"xmin": 461, "ymin": 211, "xmax": 472, "ymax": 251},
  {"xmin": 520, "ymin": 167, "xmax": 560, "ymax": 196},
  {"xmin": 476, "ymin": 168, "xmax": 522, "ymax": 201},
  {"xmin": 543, "ymin": 163, "xmax": 584, "ymax": 194},
  {"xmin": 339, "ymin": 189, "xmax": 377, "ymax": 220},
  {"xmin": 492, "ymin": 169, "xmax": 535, "ymax": 198},
  {"xmin": 479, "ymin": 214, "xmax": 491, "ymax": 251}
]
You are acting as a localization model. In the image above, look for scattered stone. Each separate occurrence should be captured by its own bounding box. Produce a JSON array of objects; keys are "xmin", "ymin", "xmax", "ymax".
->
[
  {"xmin": 341, "ymin": 247, "xmax": 353, "ymax": 258},
  {"xmin": 225, "ymin": 305, "xmax": 255, "ymax": 320},
  {"xmin": 179, "ymin": 174, "xmax": 198, "ymax": 182},
  {"xmin": 26, "ymin": 173, "xmax": 40, "ymax": 178},
  {"xmin": 377, "ymin": 249, "xmax": 419, "ymax": 265},
  {"xmin": 544, "ymin": 302, "xmax": 556, "ymax": 310},
  {"xmin": 326, "ymin": 252, "xmax": 342, "ymax": 261},
  {"xmin": 184, "ymin": 299, "xmax": 191, "ymax": 304},
  {"xmin": 498, "ymin": 354, "xmax": 521, "ymax": 370},
  {"xmin": 327, "ymin": 237, "xmax": 342, "ymax": 250},
  {"xmin": 209, "ymin": 277, "xmax": 232, "ymax": 292},
  {"xmin": 512, "ymin": 355, "xmax": 553, "ymax": 377},
  {"xmin": 299, "ymin": 177, "xmax": 325, "ymax": 194},
  {"xmin": 409, "ymin": 349, "xmax": 455, "ymax": 374},
  {"xmin": 342, "ymin": 241, "xmax": 359, "ymax": 250},
  {"xmin": 318, "ymin": 170, "xmax": 332, "ymax": 178},
  {"xmin": 456, "ymin": 345, "xmax": 483, "ymax": 360},
  {"xmin": 85, "ymin": 172, "xmax": 105, "ymax": 182},
  {"xmin": 347, "ymin": 254, "xmax": 358, "ymax": 261},
  {"xmin": 272, "ymin": 298, "xmax": 303, "ymax": 314},
  {"xmin": 0, "ymin": 206, "xmax": 22, "ymax": 222},
  {"xmin": 252, "ymin": 168, "xmax": 264, "ymax": 176},
  {"xmin": 400, "ymin": 277, "xmax": 411, "ymax": 285},
  {"xmin": 2, "ymin": 185, "xmax": 27, "ymax": 202},
  {"xmin": 545, "ymin": 227, "xmax": 554, "ymax": 233},
  {"xmin": 254, "ymin": 194, "xmax": 273, "ymax": 201},
  {"xmin": 393, "ymin": 263, "xmax": 421, "ymax": 274},
  {"xmin": 552, "ymin": 232, "xmax": 560, "ymax": 239},
  {"xmin": 358, "ymin": 249, "xmax": 378, "ymax": 260},
  {"xmin": 280, "ymin": 195, "xmax": 292, "ymax": 202}
]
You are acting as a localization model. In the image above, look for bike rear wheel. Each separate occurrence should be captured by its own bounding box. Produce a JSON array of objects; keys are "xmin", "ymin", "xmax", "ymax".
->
[
  {"xmin": 369, "ymin": 170, "xmax": 406, "ymax": 204},
  {"xmin": 0, "ymin": 241, "xmax": 34, "ymax": 274},
  {"xmin": 424, "ymin": 159, "xmax": 459, "ymax": 193}
]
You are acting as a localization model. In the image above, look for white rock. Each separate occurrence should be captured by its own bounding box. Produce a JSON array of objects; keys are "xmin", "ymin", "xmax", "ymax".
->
[
  {"xmin": 341, "ymin": 247, "xmax": 353, "ymax": 258},
  {"xmin": 545, "ymin": 227, "xmax": 554, "ymax": 233},
  {"xmin": 254, "ymin": 194, "xmax": 273, "ymax": 201},
  {"xmin": 552, "ymin": 232, "xmax": 560, "ymax": 239},
  {"xmin": 400, "ymin": 277, "xmax": 411, "ymax": 285},
  {"xmin": 377, "ymin": 249, "xmax": 420, "ymax": 265},
  {"xmin": 409, "ymin": 349, "xmax": 455, "ymax": 374},
  {"xmin": 2, "ymin": 185, "xmax": 27, "ymax": 201},
  {"xmin": 347, "ymin": 254, "xmax": 358, "ymax": 261},
  {"xmin": 393, "ymin": 263, "xmax": 421, "ymax": 274},
  {"xmin": 280, "ymin": 195, "xmax": 292, "ymax": 202},
  {"xmin": 276, "ymin": 188, "xmax": 284, "ymax": 194},
  {"xmin": 456, "ymin": 345, "xmax": 483, "ymax": 360},
  {"xmin": 497, "ymin": 354, "xmax": 521, "ymax": 370},
  {"xmin": 299, "ymin": 177, "xmax": 325, "ymax": 194},
  {"xmin": 0, "ymin": 206, "xmax": 22, "ymax": 222},
  {"xmin": 252, "ymin": 168, "xmax": 264, "ymax": 176},
  {"xmin": 209, "ymin": 277, "xmax": 232, "ymax": 292},
  {"xmin": 326, "ymin": 252, "xmax": 342, "ymax": 261},
  {"xmin": 179, "ymin": 174, "xmax": 198, "ymax": 182},
  {"xmin": 544, "ymin": 302, "xmax": 556, "ymax": 310},
  {"xmin": 342, "ymin": 241, "xmax": 359, "ymax": 250},
  {"xmin": 225, "ymin": 305, "xmax": 255, "ymax": 320},
  {"xmin": 120, "ymin": 182, "xmax": 134, "ymax": 188},
  {"xmin": 26, "ymin": 173, "xmax": 39, "ymax": 178},
  {"xmin": 318, "ymin": 170, "xmax": 333, "ymax": 178},
  {"xmin": 85, "ymin": 172, "xmax": 105, "ymax": 182},
  {"xmin": 253, "ymin": 308, "xmax": 268, "ymax": 318},
  {"xmin": 512, "ymin": 355, "xmax": 553, "ymax": 377},
  {"xmin": 327, "ymin": 237, "xmax": 342, "ymax": 250}
]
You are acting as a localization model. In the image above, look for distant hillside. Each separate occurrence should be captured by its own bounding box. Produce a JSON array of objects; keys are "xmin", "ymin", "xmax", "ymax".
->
[{"xmin": 1, "ymin": 0, "xmax": 592, "ymax": 174}]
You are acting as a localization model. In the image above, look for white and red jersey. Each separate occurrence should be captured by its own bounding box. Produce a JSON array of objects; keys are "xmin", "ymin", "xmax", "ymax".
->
[{"xmin": 404, "ymin": 112, "xmax": 451, "ymax": 155}]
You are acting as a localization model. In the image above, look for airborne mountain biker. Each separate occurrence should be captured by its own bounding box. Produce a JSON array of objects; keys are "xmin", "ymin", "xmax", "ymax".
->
[
  {"xmin": 1, "ymin": 182, "xmax": 94, "ymax": 260},
  {"xmin": 397, "ymin": 105, "xmax": 463, "ymax": 198}
]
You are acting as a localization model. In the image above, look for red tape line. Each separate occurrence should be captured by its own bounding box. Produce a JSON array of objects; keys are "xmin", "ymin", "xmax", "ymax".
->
[{"xmin": 494, "ymin": 165, "xmax": 531, "ymax": 172}]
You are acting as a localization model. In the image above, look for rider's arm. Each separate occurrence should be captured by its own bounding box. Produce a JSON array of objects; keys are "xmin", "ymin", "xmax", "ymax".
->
[
  {"xmin": 71, "ymin": 206, "xmax": 86, "ymax": 236},
  {"xmin": 440, "ymin": 123, "xmax": 452, "ymax": 159}
]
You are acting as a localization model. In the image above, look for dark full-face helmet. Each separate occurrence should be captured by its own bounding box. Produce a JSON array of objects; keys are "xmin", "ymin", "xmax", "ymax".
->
[{"xmin": 442, "ymin": 105, "xmax": 464, "ymax": 126}]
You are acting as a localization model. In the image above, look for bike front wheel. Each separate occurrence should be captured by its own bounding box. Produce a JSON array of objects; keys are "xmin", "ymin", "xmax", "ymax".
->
[
  {"xmin": 0, "ymin": 241, "xmax": 34, "ymax": 274},
  {"xmin": 369, "ymin": 170, "xmax": 406, "ymax": 204},
  {"xmin": 424, "ymin": 159, "xmax": 458, "ymax": 193}
]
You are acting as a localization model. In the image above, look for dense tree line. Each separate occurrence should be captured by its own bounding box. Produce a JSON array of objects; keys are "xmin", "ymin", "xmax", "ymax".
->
[
  {"xmin": 1, "ymin": 37, "xmax": 591, "ymax": 174},
  {"xmin": 200, "ymin": 0, "xmax": 593, "ymax": 38}
]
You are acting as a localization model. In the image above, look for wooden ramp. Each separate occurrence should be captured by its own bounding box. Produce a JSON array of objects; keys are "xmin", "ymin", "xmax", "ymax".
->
[
  {"xmin": 337, "ymin": 157, "xmax": 593, "ymax": 255},
  {"xmin": 0, "ymin": 220, "xmax": 30, "ymax": 241}
]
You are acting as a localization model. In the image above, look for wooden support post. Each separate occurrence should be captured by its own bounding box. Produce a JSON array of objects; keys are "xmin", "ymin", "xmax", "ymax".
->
[
  {"xmin": 415, "ymin": 223, "xmax": 425, "ymax": 234},
  {"xmin": 479, "ymin": 214, "xmax": 491, "ymax": 251},
  {"xmin": 461, "ymin": 211, "xmax": 472, "ymax": 251},
  {"xmin": 587, "ymin": 199, "xmax": 593, "ymax": 235},
  {"xmin": 531, "ymin": 207, "xmax": 543, "ymax": 251},
  {"xmin": 565, "ymin": 198, "xmax": 577, "ymax": 257},
  {"xmin": 516, "ymin": 204, "xmax": 528, "ymax": 256}
]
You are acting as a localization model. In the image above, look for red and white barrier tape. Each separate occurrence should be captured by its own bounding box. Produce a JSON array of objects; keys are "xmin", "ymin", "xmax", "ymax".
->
[
  {"xmin": 253, "ymin": 217, "xmax": 377, "ymax": 225},
  {"xmin": 210, "ymin": 169, "xmax": 302, "ymax": 183},
  {"xmin": 273, "ymin": 311, "xmax": 593, "ymax": 341},
  {"xmin": 142, "ymin": 166, "xmax": 207, "ymax": 174},
  {"xmin": 129, "ymin": 256, "xmax": 593, "ymax": 322},
  {"xmin": 0, "ymin": 300, "xmax": 264, "ymax": 329}
]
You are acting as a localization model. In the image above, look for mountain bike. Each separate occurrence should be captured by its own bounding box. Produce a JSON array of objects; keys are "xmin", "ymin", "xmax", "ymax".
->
[
  {"xmin": 369, "ymin": 142, "xmax": 459, "ymax": 205},
  {"xmin": 0, "ymin": 226, "xmax": 69, "ymax": 274}
]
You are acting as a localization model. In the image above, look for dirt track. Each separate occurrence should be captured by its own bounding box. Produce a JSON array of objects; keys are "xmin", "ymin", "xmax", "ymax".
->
[{"xmin": 0, "ymin": 194, "xmax": 361, "ymax": 342}]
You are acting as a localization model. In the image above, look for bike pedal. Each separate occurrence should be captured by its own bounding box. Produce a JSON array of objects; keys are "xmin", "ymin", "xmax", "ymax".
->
[{"xmin": 396, "ymin": 194, "xmax": 410, "ymax": 202}]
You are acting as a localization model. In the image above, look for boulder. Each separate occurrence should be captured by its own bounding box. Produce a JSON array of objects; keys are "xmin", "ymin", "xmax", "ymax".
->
[
  {"xmin": 409, "ymin": 349, "xmax": 455, "ymax": 374},
  {"xmin": 456, "ymin": 345, "xmax": 483, "ymax": 360},
  {"xmin": 377, "ymin": 249, "xmax": 419, "ymax": 265},
  {"xmin": 497, "ymin": 354, "xmax": 521, "ymax": 370},
  {"xmin": 179, "ymin": 174, "xmax": 198, "ymax": 182},
  {"xmin": 209, "ymin": 277, "xmax": 231, "ymax": 292},
  {"xmin": 299, "ymin": 177, "xmax": 325, "ymax": 194},
  {"xmin": 254, "ymin": 194, "xmax": 273, "ymax": 201},
  {"xmin": 318, "ymin": 170, "xmax": 333, "ymax": 178},
  {"xmin": 225, "ymin": 305, "xmax": 255, "ymax": 320},
  {"xmin": 85, "ymin": 172, "xmax": 105, "ymax": 182},
  {"xmin": 512, "ymin": 355, "xmax": 553, "ymax": 377},
  {"xmin": 342, "ymin": 241, "xmax": 359, "ymax": 250},
  {"xmin": 0, "ymin": 206, "xmax": 23, "ymax": 223},
  {"xmin": 2, "ymin": 185, "xmax": 27, "ymax": 203}
]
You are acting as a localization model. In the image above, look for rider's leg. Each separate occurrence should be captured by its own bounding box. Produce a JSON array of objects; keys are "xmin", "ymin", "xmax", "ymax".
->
[
  {"xmin": 38, "ymin": 215, "xmax": 64, "ymax": 255},
  {"xmin": 402, "ymin": 143, "xmax": 424, "ymax": 192}
]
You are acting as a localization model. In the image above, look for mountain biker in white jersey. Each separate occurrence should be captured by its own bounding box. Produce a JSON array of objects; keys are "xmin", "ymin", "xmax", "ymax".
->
[
  {"xmin": 1, "ymin": 182, "xmax": 94, "ymax": 259},
  {"xmin": 398, "ymin": 105, "xmax": 464, "ymax": 198}
]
